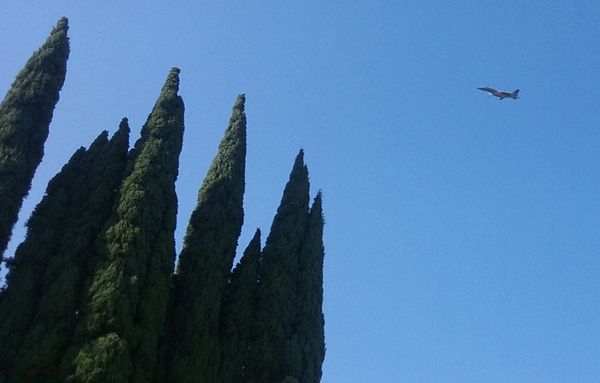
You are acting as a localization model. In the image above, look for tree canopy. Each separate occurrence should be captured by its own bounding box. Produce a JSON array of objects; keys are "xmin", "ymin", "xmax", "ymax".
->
[
  {"xmin": 0, "ymin": 17, "xmax": 70, "ymax": 258},
  {"xmin": 0, "ymin": 18, "xmax": 326, "ymax": 383}
]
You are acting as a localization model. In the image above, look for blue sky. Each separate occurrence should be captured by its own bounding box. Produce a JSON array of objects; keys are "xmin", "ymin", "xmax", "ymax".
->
[{"xmin": 2, "ymin": 1, "xmax": 600, "ymax": 382}]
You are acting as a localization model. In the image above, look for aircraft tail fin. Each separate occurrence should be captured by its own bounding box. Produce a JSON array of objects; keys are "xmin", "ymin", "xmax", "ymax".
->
[{"xmin": 512, "ymin": 89, "xmax": 520, "ymax": 99}]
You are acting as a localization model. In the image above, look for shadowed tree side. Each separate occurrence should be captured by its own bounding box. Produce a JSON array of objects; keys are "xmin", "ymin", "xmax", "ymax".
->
[
  {"xmin": 0, "ymin": 17, "xmax": 70, "ymax": 258},
  {"xmin": 0, "ymin": 121, "xmax": 129, "ymax": 383},
  {"xmin": 246, "ymin": 150, "xmax": 310, "ymax": 383},
  {"xmin": 296, "ymin": 193, "xmax": 326, "ymax": 383},
  {"xmin": 63, "ymin": 68, "xmax": 184, "ymax": 383},
  {"xmin": 0, "ymin": 145, "xmax": 88, "ymax": 383},
  {"xmin": 164, "ymin": 94, "xmax": 247, "ymax": 383},
  {"xmin": 220, "ymin": 229, "xmax": 261, "ymax": 383}
]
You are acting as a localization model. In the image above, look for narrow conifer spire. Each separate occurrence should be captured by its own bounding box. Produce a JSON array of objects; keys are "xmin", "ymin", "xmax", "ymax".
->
[
  {"xmin": 166, "ymin": 93, "xmax": 247, "ymax": 383},
  {"xmin": 65, "ymin": 69, "xmax": 184, "ymax": 383},
  {"xmin": 0, "ymin": 17, "xmax": 70, "ymax": 258},
  {"xmin": 220, "ymin": 229, "xmax": 261, "ymax": 383},
  {"xmin": 296, "ymin": 192, "xmax": 326, "ymax": 383},
  {"xmin": 246, "ymin": 150, "xmax": 310, "ymax": 383},
  {"xmin": 264, "ymin": 149, "xmax": 309, "ymax": 248},
  {"xmin": 0, "ymin": 121, "xmax": 129, "ymax": 383},
  {"xmin": 193, "ymin": 93, "xmax": 246, "ymax": 216},
  {"xmin": 111, "ymin": 118, "xmax": 131, "ymax": 152},
  {"xmin": 132, "ymin": 67, "xmax": 182, "ymax": 155}
]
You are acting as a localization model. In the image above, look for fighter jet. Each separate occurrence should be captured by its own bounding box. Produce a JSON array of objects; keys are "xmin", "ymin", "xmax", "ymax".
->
[{"xmin": 477, "ymin": 87, "xmax": 520, "ymax": 100}]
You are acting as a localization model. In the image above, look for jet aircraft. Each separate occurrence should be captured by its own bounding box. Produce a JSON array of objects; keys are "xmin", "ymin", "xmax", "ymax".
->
[{"xmin": 477, "ymin": 87, "xmax": 520, "ymax": 100}]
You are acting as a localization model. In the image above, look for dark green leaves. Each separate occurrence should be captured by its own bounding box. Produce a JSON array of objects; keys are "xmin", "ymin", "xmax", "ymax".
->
[
  {"xmin": 64, "ymin": 68, "xmax": 184, "ymax": 383},
  {"xmin": 0, "ymin": 17, "xmax": 70, "ymax": 258},
  {"xmin": 0, "ymin": 22, "xmax": 326, "ymax": 380},
  {"xmin": 166, "ymin": 94, "xmax": 247, "ymax": 383},
  {"xmin": 0, "ymin": 122, "xmax": 129, "ymax": 383}
]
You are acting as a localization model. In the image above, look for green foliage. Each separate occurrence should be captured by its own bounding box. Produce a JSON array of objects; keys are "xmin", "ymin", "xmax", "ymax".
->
[
  {"xmin": 296, "ymin": 193, "xmax": 326, "ymax": 383},
  {"xmin": 67, "ymin": 333, "xmax": 131, "ymax": 383},
  {"xmin": 165, "ymin": 94, "xmax": 247, "ymax": 383},
  {"xmin": 0, "ymin": 121, "xmax": 129, "ymax": 383},
  {"xmin": 220, "ymin": 229, "xmax": 261, "ymax": 383},
  {"xmin": 64, "ymin": 68, "xmax": 184, "ymax": 383},
  {"xmin": 0, "ymin": 17, "xmax": 70, "ymax": 257},
  {"xmin": 246, "ymin": 150, "xmax": 310, "ymax": 383},
  {"xmin": 0, "ymin": 24, "xmax": 327, "ymax": 380}
]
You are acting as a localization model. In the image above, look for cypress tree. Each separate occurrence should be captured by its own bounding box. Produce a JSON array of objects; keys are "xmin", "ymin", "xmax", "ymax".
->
[
  {"xmin": 0, "ymin": 17, "xmax": 70, "ymax": 257},
  {"xmin": 64, "ymin": 68, "xmax": 184, "ymax": 383},
  {"xmin": 0, "ymin": 121, "xmax": 129, "ymax": 383},
  {"xmin": 247, "ymin": 150, "xmax": 310, "ymax": 383},
  {"xmin": 296, "ymin": 193, "xmax": 326, "ymax": 383},
  {"xmin": 165, "ymin": 94, "xmax": 247, "ymax": 383},
  {"xmin": 220, "ymin": 229, "xmax": 261, "ymax": 383},
  {"xmin": 0, "ymin": 145, "xmax": 87, "ymax": 383}
]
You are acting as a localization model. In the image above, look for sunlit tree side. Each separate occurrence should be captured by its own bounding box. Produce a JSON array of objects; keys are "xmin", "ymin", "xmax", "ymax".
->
[
  {"xmin": 0, "ymin": 17, "xmax": 70, "ymax": 258},
  {"xmin": 63, "ymin": 68, "xmax": 184, "ymax": 383}
]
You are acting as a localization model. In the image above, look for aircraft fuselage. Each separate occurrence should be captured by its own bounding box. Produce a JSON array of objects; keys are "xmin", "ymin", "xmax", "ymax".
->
[{"xmin": 478, "ymin": 87, "xmax": 520, "ymax": 100}]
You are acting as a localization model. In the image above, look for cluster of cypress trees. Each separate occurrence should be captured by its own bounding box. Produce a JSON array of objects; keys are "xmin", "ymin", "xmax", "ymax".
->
[{"xmin": 0, "ymin": 18, "xmax": 325, "ymax": 383}]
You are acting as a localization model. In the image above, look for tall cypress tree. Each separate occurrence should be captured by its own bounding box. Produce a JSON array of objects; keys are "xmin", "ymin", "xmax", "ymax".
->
[
  {"xmin": 220, "ymin": 229, "xmax": 261, "ymax": 383},
  {"xmin": 0, "ymin": 121, "xmax": 129, "ymax": 383},
  {"xmin": 246, "ymin": 150, "xmax": 310, "ymax": 383},
  {"xmin": 64, "ymin": 68, "xmax": 184, "ymax": 383},
  {"xmin": 296, "ymin": 193, "xmax": 326, "ymax": 383},
  {"xmin": 0, "ymin": 17, "xmax": 70, "ymax": 257},
  {"xmin": 165, "ymin": 94, "xmax": 247, "ymax": 383}
]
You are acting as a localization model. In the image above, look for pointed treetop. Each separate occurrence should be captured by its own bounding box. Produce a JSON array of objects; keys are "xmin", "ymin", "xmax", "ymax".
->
[
  {"xmin": 110, "ymin": 117, "xmax": 130, "ymax": 146},
  {"xmin": 229, "ymin": 93, "xmax": 246, "ymax": 130},
  {"xmin": 54, "ymin": 17, "xmax": 69, "ymax": 33},
  {"xmin": 132, "ymin": 68, "xmax": 184, "ymax": 155},
  {"xmin": 87, "ymin": 130, "xmax": 110, "ymax": 151},
  {"xmin": 288, "ymin": 149, "xmax": 308, "ymax": 184},
  {"xmin": 43, "ymin": 17, "xmax": 69, "ymax": 54},
  {"xmin": 264, "ymin": 149, "xmax": 310, "ymax": 249},
  {"xmin": 231, "ymin": 228, "xmax": 261, "ymax": 273},
  {"xmin": 247, "ymin": 228, "xmax": 261, "ymax": 252},
  {"xmin": 287, "ymin": 149, "xmax": 307, "ymax": 183},
  {"xmin": 115, "ymin": 117, "xmax": 129, "ymax": 136},
  {"xmin": 228, "ymin": 93, "xmax": 246, "ymax": 128},
  {"xmin": 161, "ymin": 67, "xmax": 181, "ymax": 96},
  {"xmin": 295, "ymin": 148, "xmax": 305, "ymax": 166},
  {"xmin": 287, "ymin": 148, "xmax": 309, "ymax": 194},
  {"xmin": 234, "ymin": 93, "xmax": 246, "ymax": 110},
  {"xmin": 224, "ymin": 93, "xmax": 246, "ymax": 138},
  {"xmin": 86, "ymin": 117, "xmax": 129, "ymax": 157},
  {"xmin": 311, "ymin": 191, "xmax": 323, "ymax": 216},
  {"xmin": 195, "ymin": 93, "xmax": 247, "ymax": 207},
  {"xmin": 154, "ymin": 68, "xmax": 183, "ymax": 113}
]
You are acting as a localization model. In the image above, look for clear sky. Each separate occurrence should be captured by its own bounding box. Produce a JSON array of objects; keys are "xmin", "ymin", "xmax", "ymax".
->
[{"xmin": 2, "ymin": 1, "xmax": 600, "ymax": 382}]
